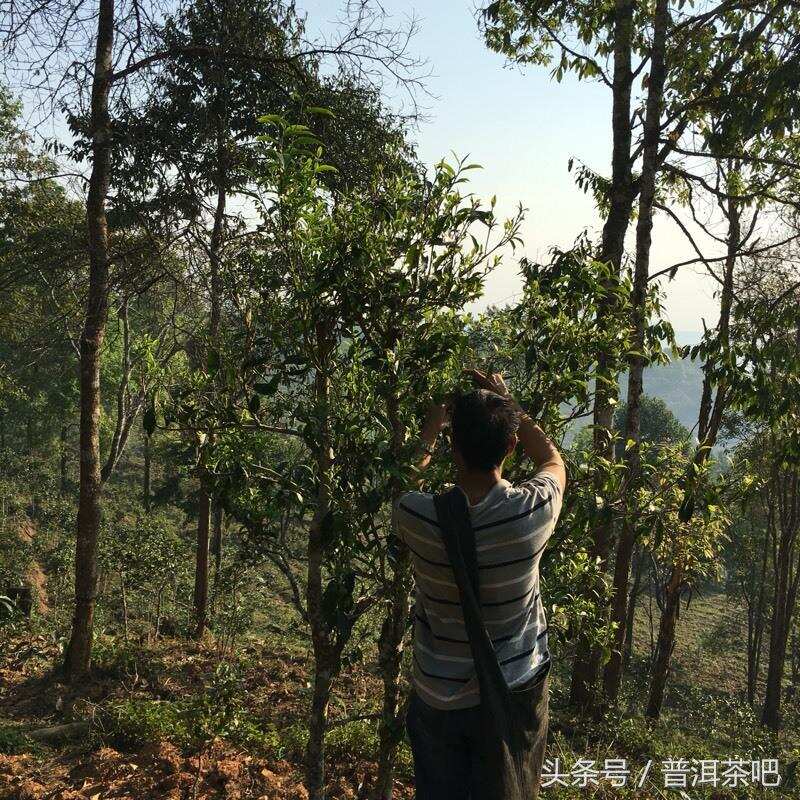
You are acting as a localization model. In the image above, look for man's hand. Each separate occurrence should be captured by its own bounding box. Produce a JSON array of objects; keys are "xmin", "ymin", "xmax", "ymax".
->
[{"xmin": 465, "ymin": 369, "xmax": 511, "ymax": 398}]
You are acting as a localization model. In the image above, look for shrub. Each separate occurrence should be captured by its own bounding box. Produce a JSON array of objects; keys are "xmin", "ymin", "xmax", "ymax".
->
[
  {"xmin": 100, "ymin": 698, "xmax": 190, "ymax": 750},
  {"xmin": 0, "ymin": 724, "xmax": 33, "ymax": 755}
]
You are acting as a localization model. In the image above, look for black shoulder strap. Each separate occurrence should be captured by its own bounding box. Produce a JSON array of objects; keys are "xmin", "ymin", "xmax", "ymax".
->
[{"xmin": 433, "ymin": 487, "xmax": 510, "ymax": 699}]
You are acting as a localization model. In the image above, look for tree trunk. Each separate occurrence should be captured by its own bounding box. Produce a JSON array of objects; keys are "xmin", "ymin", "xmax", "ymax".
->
[
  {"xmin": 212, "ymin": 504, "xmax": 223, "ymax": 577},
  {"xmin": 59, "ymin": 423, "xmax": 69, "ymax": 493},
  {"xmin": 602, "ymin": 0, "xmax": 670, "ymax": 708},
  {"xmin": 306, "ymin": 658, "xmax": 335, "ymax": 800},
  {"xmin": 747, "ymin": 529, "xmax": 770, "ymax": 706},
  {"xmin": 372, "ymin": 389, "xmax": 412, "ymax": 800},
  {"xmin": 569, "ymin": 0, "xmax": 635, "ymax": 711},
  {"xmin": 63, "ymin": 0, "xmax": 115, "ymax": 683},
  {"xmin": 305, "ymin": 321, "xmax": 337, "ymax": 800},
  {"xmin": 623, "ymin": 549, "xmax": 643, "ymax": 668},
  {"xmin": 193, "ymin": 489, "xmax": 211, "ymax": 639},
  {"xmin": 762, "ymin": 603, "xmax": 790, "ymax": 730},
  {"xmin": 120, "ymin": 574, "xmax": 129, "ymax": 639},
  {"xmin": 191, "ymin": 120, "xmax": 226, "ymax": 640},
  {"xmin": 604, "ymin": 526, "xmax": 636, "ymax": 700},
  {"xmin": 143, "ymin": 432, "xmax": 151, "ymax": 511},
  {"xmin": 645, "ymin": 565, "xmax": 682, "ymax": 718},
  {"xmin": 372, "ymin": 554, "xmax": 411, "ymax": 800},
  {"xmin": 210, "ymin": 503, "xmax": 223, "ymax": 617},
  {"xmin": 761, "ymin": 470, "xmax": 799, "ymax": 730}
]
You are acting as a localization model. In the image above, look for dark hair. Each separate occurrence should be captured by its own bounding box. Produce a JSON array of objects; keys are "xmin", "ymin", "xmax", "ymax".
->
[{"xmin": 450, "ymin": 389, "xmax": 520, "ymax": 471}]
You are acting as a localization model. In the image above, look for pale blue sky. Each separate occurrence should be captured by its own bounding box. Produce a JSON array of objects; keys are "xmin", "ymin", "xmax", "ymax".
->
[{"xmin": 299, "ymin": 0, "xmax": 722, "ymax": 333}]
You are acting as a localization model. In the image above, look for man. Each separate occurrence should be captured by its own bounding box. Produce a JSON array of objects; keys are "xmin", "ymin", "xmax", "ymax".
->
[{"xmin": 395, "ymin": 369, "xmax": 566, "ymax": 800}]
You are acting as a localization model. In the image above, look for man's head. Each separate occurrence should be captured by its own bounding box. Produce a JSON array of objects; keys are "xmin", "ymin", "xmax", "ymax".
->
[{"xmin": 450, "ymin": 389, "xmax": 520, "ymax": 473}]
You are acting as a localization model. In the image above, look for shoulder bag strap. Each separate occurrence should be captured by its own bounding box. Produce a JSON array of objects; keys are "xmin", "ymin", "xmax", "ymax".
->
[{"xmin": 433, "ymin": 487, "xmax": 512, "ymax": 704}]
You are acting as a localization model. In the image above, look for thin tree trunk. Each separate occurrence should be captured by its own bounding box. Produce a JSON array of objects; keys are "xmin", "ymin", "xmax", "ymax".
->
[
  {"xmin": 120, "ymin": 574, "xmax": 129, "ymax": 640},
  {"xmin": 623, "ymin": 549, "xmax": 643, "ymax": 668},
  {"xmin": 569, "ymin": 0, "xmax": 635, "ymax": 710},
  {"xmin": 372, "ymin": 390, "xmax": 411, "ymax": 800},
  {"xmin": 193, "ymin": 490, "xmax": 211, "ymax": 639},
  {"xmin": 143, "ymin": 432, "xmax": 151, "ymax": 511},
  {"xmin": 210, "ymin": 503, "xmax": 223, "ymax": 617},
  {"xmin": 645, "ymin": 565, "xmax": 682, "ymax": 718},
  {"xmin": 305, "ymin": 321, "xmax": 337, "ymax": 800},
  {"xmin": 192, "ymin": 118, "xmax": 226, "ymax": 639},
  {"xmin": 155, "ymin": 584, "xmax": 164, "ymax": 639},
  {"xmin": 762, "ymin": 470, "xmax": 799, "ymax": 730},
  {"xmin": 748, "ymin": 529, "xmax": 770, "ymax": 705},
  {"xmin": 59, "ymin": 423, "xmax": 69, "ymax": 493},
  {"xmin": 212, "ymin": 504, "xmax": 223, "ymax": 577},
  {"xmin": 306, "ymin": 659, "xmax": 335, "ymax": 799},
  {"xmin": 762, "ymin": 605, "xmax": 790, "ymax": 730},
  {"xmin": 603, "ymin": 0, "xmax": 670, "ymax": 708},
  {"xmin": 605, "ymin": 526, "xmax": 637, "ymax": 701},
  {"xmin": 63, "ymin": 0, "xmax": 115, "ymax": 682}
]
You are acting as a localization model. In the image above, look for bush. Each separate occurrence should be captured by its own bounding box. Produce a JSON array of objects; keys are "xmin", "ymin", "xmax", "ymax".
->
[
  {"xmin": 91, "ymin": 637, "xmax": 143, "ymax": 678},
  {"xmin": 0, "ymin": 724, "xmax": 33, "ymax": 755},
  {"xmin": 100, "ymin": 699, "xmax": 190, "ymax": 750},
  {"xmin": 99, "ymin": 664, "xmax": 266, "ymax": 753}
]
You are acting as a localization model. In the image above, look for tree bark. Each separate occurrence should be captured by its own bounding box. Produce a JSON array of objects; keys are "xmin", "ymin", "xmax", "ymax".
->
[
  {"xmin": 192, "ymin": 113, "xmax": 227, "ymax": 639},
  {"xmin": 761, "ymin": 470, "xmax": 800, "ymax": 730},
  {"xmin": 210, "ymin": 503, "xmax": 223, "ymax": 616},
  {"xmin": 212, "ymin": 504, "xmax": 223, "ymax": 576},
  {"xmin": 569, "ymin": 0, "xmax": 635, "ymax": 710},
  {"xmin": 602, "ymin": 0, "xmax": 670, "ymax": 708},
  {"xmin": 645, "ymin": 565, "xmax": 682, "ymax": 718},
  {"xmin": 63, "ymin": 0, "xmax": 115, "ymax": 682},
  {"xmin": 747, "ymin": 527, "xmax": 770, "ymax": 706},
  {"xmin": 306, "ymin": 658, "xmax": 335, "ymax": 800},
  {"xmin": 623, "ymin": 549, "xmax": 643, "ymax": 668},
  {"xmin": 59, "ymin": 423, "xmax": 69, "ymax": 493},
  {"xmin": 305, "ymin": 320, "xmax": 337, "ymax": 800},
  {"xmin": 143, "ymin": 431, "xmax": 151, "ymax": 511},
  {"xmin": 193, "ymin": 489, "xmax": 211, "ymax": 639},
  {"xmin": 372, "ymin": 390, "xmax": 412, "ymax": 800},
  {"xmin": 372, "ymin": 554, "xmax": 411, "ymax": 800}
]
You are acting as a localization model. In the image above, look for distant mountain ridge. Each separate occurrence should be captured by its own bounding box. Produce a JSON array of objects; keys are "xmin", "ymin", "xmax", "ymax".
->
[
  {"xmin": 566, "ymin": 332, "xmax": 706, "ymax": 438},
  {"xmin": 618, "ymin": 332, "xmax": 705, "ymax": 433},
  {"xmin": 618, "ymin": 356, "xmax": 704, "ymax": 434}
]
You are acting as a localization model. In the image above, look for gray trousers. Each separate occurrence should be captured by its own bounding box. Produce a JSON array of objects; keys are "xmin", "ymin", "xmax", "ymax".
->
[{"xmin": 406, "ymin": 671, "xmax": 549, "ymax": 800}]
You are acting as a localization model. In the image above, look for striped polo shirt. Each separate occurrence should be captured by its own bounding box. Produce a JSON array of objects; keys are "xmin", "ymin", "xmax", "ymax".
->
[{"xmin": 396, "ymin": 472, "xmax": 562, "ymax": 710}]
